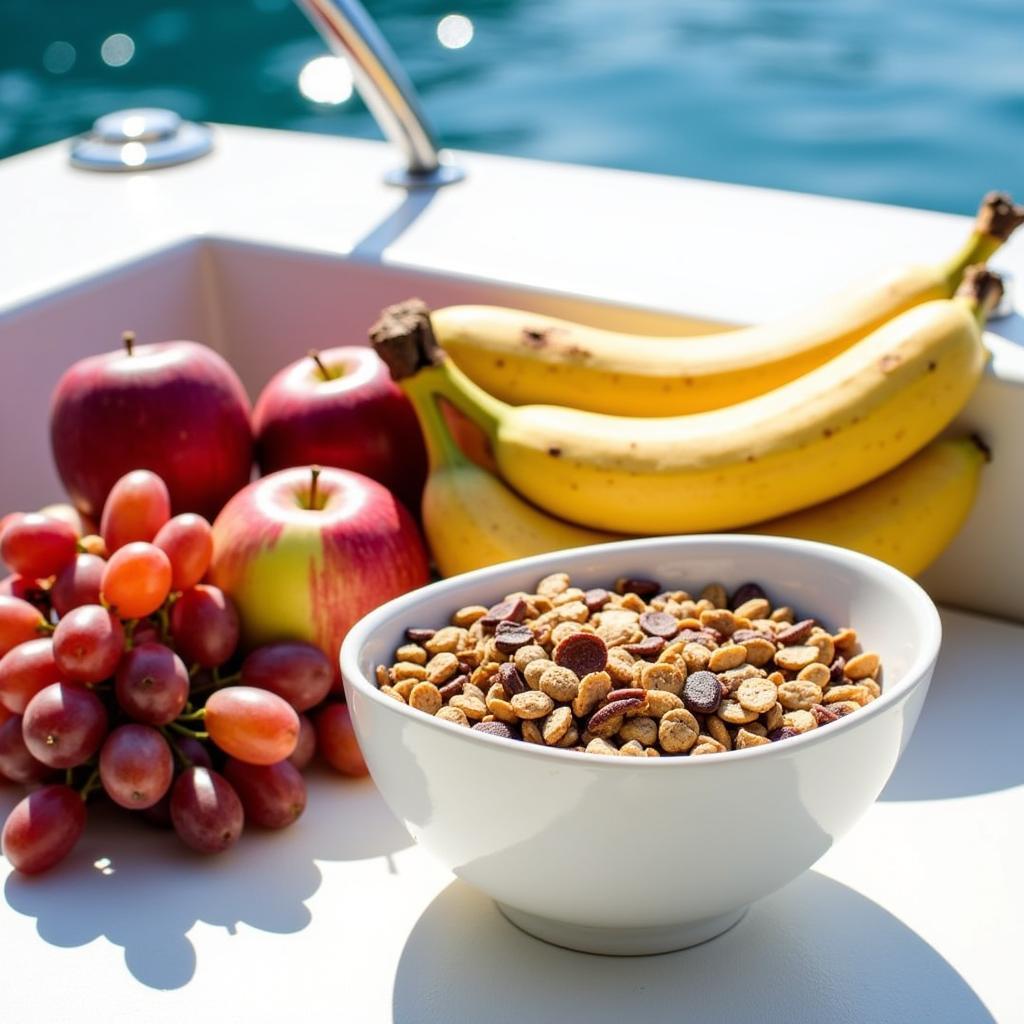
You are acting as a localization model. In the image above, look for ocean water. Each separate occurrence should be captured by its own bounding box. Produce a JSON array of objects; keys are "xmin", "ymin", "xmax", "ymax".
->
[{"xmin": 1, "ymin": 0, "xmax": 1022, "ymax": 214}]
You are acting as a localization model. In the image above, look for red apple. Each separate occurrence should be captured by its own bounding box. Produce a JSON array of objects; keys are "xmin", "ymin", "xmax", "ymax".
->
[
  {"xmin": 208, "ymin": 466, "xmax": 428, "ymax": 675},
  {"xmin": 50, "ymin": 332, "xmax": 253, "ymax": 520},
  {"xmin": 252, "ymin": 347, "xmax": 427, "ymax": 512}
]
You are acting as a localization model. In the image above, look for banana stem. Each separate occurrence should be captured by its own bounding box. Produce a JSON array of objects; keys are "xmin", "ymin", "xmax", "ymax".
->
[
  {"xmin": 941, "ymin": 192, "xmax": 1024, "ymax": 293},
  {"xmin": 955, "ymin": 266, "xmax": 1004, "ymax": 324},
  {"xmin": 401, "ymin": 371, "xmax": 469, "ymax": 471}
]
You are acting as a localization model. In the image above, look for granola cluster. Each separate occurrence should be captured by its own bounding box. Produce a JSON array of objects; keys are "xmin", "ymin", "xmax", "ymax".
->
[{"xmin": 375, "ymin": 573, "xmax": 882, "ymax": 757}]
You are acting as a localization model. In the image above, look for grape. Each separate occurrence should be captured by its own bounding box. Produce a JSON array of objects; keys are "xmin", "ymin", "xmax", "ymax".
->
[
  {"xmin": 38, "ymin": 502, "xmax": 88, "ymax": 538},
  {"xmin": 0, "ymin": 513, "xmax": 78, "ymax": 579},
  {"xmin": 204, "ymin": 686, "xmax": 299, "ymax": 765},
  {"xmin": 1, "ymin": 574, "xmax": 34, "ymax": 601},
  {"xmin": 223, "ymin": 758, "xmax": 306, "ymax": 829},
  {"xmin": 0, "ymin": 594, "xmax": 47, "ymax": 657},
  {"xmin": 0, "ymin": 715, "xmax": 51, "ymax": 783},
  {"xmin": 115, "ymin": 642, "xmax": 189, "ymax": 725},
  {"xmin": 99, "ymin": 725, "xmax": 174, "ymax": 809},
  {"xmin": 316, "ymin": 704, "xmax": 368, "ymax": 777},
  {"xmin": 0, "ymin": 511, "xmax": 25, "ymax": 542},
  {"xmin": 22, "ymin": 682, "xmax": 108, "ymax": 768},
  {"xmin": 240, "ymin": 642, "xmax": 333, "ymax": 712},
  {"xmin": 170, "ymin": 584, "xmax": 240, "ymax": 667},
  {"xmin": 173, "ymin": 734, "xmax": 213, "ymax": 771},
  {"xmin": 101, "ymin": 542, "xmax": 172, "ymax": 619},
  {"xmin": 170, "ymin": 767, "xmax": 244, "ymax": 854},
  {"xmin": 0, "ymin": 637, "xmax": 62, "ymax": 713},
  {"xmin": 130, "ymin": 623, "xmax": 161, "ymax": 647},
  {"xmin": 153, "ymin": 514, "xmax": 213, "ymax": 591},
  {"xmin": 51, "ymin": 553, "xmax": 105, "ymax": 616},
  {"xmin": 288, "ymin": 713, "xmax": 316, "ymax": 771},
  {"xmin": 52, "ymin": 605, "xmax": 125, "ymax": 683},
  {"xmin": 2, "ymin": 784, "xmax": 86, "ymax": 874},
  {"xmin": 100, "ymin": 469, "xmax": 171, "ymax": 553}
]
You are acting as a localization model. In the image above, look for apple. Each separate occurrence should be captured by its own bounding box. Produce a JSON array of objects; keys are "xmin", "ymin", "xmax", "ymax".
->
[
  {"xmin": 50, "ymin": 332, "xmax": 253, "ymax": 520},
  {"xmin": 208, "ymin": 466, "xmax": 429, "ymax": 674},
  {"xmin": 252, "ymin": 347, "xmax": 427, "ymax": 513}
]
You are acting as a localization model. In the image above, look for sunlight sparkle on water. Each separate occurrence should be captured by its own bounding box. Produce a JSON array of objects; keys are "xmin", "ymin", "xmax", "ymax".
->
[
  {"xmin": 298, "ymin": 56, "xmax": 353, "ymax": 105},
  {"xmin": 437, "ymin": 14, "xmax": 474, "ymax": 49},
  {"xmin": 101, "ymin": 33, "xmax": 135, "ymax": 68}
]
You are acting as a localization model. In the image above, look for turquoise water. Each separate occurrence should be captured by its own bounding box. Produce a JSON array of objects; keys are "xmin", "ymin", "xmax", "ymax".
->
[{"xmin": 2, "ymin": 0, "xmax": 1022, "ymax": 214}]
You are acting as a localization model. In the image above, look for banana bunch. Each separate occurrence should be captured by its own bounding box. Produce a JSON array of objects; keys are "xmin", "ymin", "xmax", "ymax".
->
[
  {"xmin": 375, "ymin": 269, "xmax": 1000, "ymax": 537},
  {"xmin": 427, "ymin": 192, "xmax": 1023, "ymax": 415},
  {"xmin": 399, "ymin": 369, "xmax": 987, "ymax": 579}
]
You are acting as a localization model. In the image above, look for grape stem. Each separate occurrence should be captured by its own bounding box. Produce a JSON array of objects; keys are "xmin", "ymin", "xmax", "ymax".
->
[
  {"xmin": 189, "ymin": 668, "xmax": 241, "ymax": 698},
  {"xmin": 35, "ymin": 620, "xmax": 56, "ymax": 636},
  {"xmin": 163, "ymin": 730, "xmax": 196, "ymax": 768},
  {"xmin": 156, "ymin": 604, "xmax": 172, "ymax": 644},
  {"xmin": 122, "ymin": 618, "xmax": 138, "ymax": 650},
  {"xmin": 176, "ymin": 708, "xmax": 207, "ymax": 722},
  {"xmin": 78, "ymin": 767, "xmax": 102, "ymax": 802},
  {"xmin": 167, "ymin": 721, "xmax": 209, "ymax": 740}
]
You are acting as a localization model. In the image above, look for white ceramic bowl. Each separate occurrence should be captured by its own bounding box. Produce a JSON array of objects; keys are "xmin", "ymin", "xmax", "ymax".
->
[{"xmin": 341, "ymin": 536, "xmax": 941, "ymax": 955}]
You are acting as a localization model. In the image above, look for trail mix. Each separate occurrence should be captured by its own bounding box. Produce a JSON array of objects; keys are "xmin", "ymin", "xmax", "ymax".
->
[{"xmin": 375, "ymin": 574, "xmax": 882, "ymax": 757}]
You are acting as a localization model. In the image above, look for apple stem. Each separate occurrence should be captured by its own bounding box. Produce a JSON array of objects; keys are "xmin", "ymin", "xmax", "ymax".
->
[
  {"xmin": 123, "ymin": 330, "xmax": 136, "ymax": 356},
  {"xmin": 309, "ymin": 465, "xmax": 322, "ymax": 510},
  {"xmin": 309, "ymin": 349, "xmax": 331, "ymax": 381}
]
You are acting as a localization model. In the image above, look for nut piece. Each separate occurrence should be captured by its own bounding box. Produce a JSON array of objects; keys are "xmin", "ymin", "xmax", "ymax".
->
[
  {"xmin": 542, "ymin": 706, "xmax": 573, "ymax": 745},
  {"xmin": 511, "ymin": 690, "xmax": 555, "ymax": 720},
  {"xmin": 639, "ymin": 661, "xmax": 685, "ymax": 696},
  {"xmin": 537, "ymin": 572, "xmax": 571, "ymax": 597},
  {"xmin": 425, "ymin": 626, "xmax": 465, "ymax": 654},
  {"xmin": 524, "ymin": 658, "xmax": 556, "ymax": 689},
  {"xmin": 513, "ymin": 644, "xmax": 548, "ymax": 672},
  {"xmin": 520, "ymin": 719, "xmax": 545, "ymax": 744},
  {"xmin": 735, "ymin": 676, "xmax": 778, "ymax": 714},
  {"xmin": 691, "ymin": 736, "xmax": 727, "ymax": 756},
  {"xmin": 618, "ymin": 740, "xmax": 647, "ymax": 757},
  {"xmin": 619, "ymin": 716, "xmax": 657, "ymax": 746},
  {"xmin": 708, "ymin": 643, "xmax": 747, "ymax": 672},
  {"xmin": 740, "ymin": 636, "xmax": 776, "ymax": 667},
  {"xmin": 572, "ymin": 671, "xmax": 613, "ymax": 717},
  {"xmin": 777, "ymin": 679, "xmax": 824, "ymax": 711},
  {"xmin": 395, "ymin": 643, "xmax": 427, "ymax": 666},
  {"xmin": 763, "ymin": 702, "xmax": 784, "ymax": 732},
  {"xmin": 392, "ymin": 662, "xmax": 428, "ymax": 682},
  {"xmin": 588, "ymin": 697, "xmax": 645, "ymax": 737},
  {"xmin": 823, "ymin": 683, "xmax": 871, "ymax": 706},
  {"xmin": 408, "ymin": 681, "xmax": 443, "ymax": 715},
  {"xmin": 658, "ymin": 708, "xmax": 700, "ymax": 753},
  {"xmin": 706, "ymin": 714, "xmax": 732, "ymax": 750},
  {"xmin": 435, "ymin": 706, "xmax": 469, "ymax": 727},
  {"xmin": 539, "ymin": 664, "xmax": 580, "ymax": 702},
  {"xmin": 585, "ymin": 737, "xmax": 620, "ymax": 756},
  {"xmin": 797, "ymin": 662, "xmax": 831, "ymax": 688},
  {"xmin": 449, "ymin": 692, "xmax": 487, "ymax": 720},
  {"xmin": 735, "ymin": 728, "xmax": 771, "ymax": 749},
  {"xmin": 644, "ymin": 689, "xmax": 685, "ymax": 718},
  {"xmin": 734, "ymin": 597, "xmax": 770, "ymax": 621},
  {"xmin": 700, "ymin": 583, "xmax": 728, "ymax": 608},
  {"xmin": 716, "ymin": 698, "xmax": 759, "ymax": 725},
  {"xmin": 782, "ymin": 709, "xmax": 817, "ymax": 733},
  {"xmin": 426, "ymin": 652, "xmax": 460, "ymax": 684},
  {"xmin": 774, "ymin": 645, "xmax": 820, "ymax": 672},
  {"xmin": 453, "ymin": 605, "xmax": 488, "ymax": 627},
  {"xmin": 844, "ymin": 651, "xmax": 880, "ymax": 680}
]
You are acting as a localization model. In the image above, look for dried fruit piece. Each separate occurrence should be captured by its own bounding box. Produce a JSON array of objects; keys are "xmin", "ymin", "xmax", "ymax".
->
[
  {"xmin": 606, "ymin": 687, "xmax": 646, "ymax": 703},
  {"xmin": 768, "ymin": 726, "xmax": 799, "ymax": 742},
  {"xmin": 621, "ymin": 636, "xmax": 665, "ymax": 660},
  {"xmin": 493, "ymin": 621, "xmax": 534, "ymax": 655},
  {"xmin": 775, "ymin": 619, "xmax": 816, "ymax": 646},
  {"xmin": 587, "ymin": 697, "xmax": 644, "ymax": 737},
  {"xmin": 481, "ymin": 597, "xmax": 527, "ymax": 631},
  {"xmin": 811, "ymin": 704, "xmax": 841, "ymax": 726},
  {"xmin": 583, "ymin": 588, "xmax": 611, "ymax": 614},
  {"xmin": 553, "ymin": 631, "xmax": 608, "ymax": 677},
  {"xmin": 438, "ymin": 674, "xmax": 468, "ymax": 701},
  {"xmin": 406, "ymin": 627, "xmax": 435, "ymax": 644},
  {"xmin": 614, "ymin": 577, "xmax": 660, "ymax": 599},
  {"xmin": 638, "ymin": 611, "xmax": 679, "ymax": 639},
  {"xmin": 497, "ymin": 661, "xmax": 528, "ymax": 696}
]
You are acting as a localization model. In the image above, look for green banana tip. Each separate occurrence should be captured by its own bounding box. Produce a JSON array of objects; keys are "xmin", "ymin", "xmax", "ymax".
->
[{"xmin": 969, "ymin": 433, "xmax": 993, "ymax": 463}]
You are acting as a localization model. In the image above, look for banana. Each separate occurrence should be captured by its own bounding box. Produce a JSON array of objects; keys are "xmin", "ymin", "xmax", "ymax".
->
[
  {"xmin": 400, "ymin": 362, "xmax": 985, "ymax": 578},
  {"xmin": 401, "ymin": 372, "xmax": 619, "ymax": 577},
  {"xmin": 410, "ymin": 192, "xmax": 1023, "ymax": 415},
  {"xmin": 373, "ymin": 270, "xmax": 1000, "ymax": 537},
  {"xmin": 750, "ymin": 436, "xmax": 988, "ymax": 576}
]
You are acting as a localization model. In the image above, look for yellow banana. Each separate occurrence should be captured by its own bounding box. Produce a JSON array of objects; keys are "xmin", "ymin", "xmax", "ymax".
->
[
  {"xmin": 412, "ymin": 192, "xmax": 1022, "ymax": 415},
  {"xmin": 374, "ymin": 271, "xmax": 999, "ymax": 536},
  {"xmin": 400, "ymin": 363, "xmax": 985, "ymax": 577},
  {"xmin": 750, "ymin": 435, "xmax": 988, "ymax": 576}
]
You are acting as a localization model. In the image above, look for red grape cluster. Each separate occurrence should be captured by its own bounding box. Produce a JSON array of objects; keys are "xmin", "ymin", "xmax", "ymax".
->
[{"xmin": 0, "ymin": 470, "xmax": 367, "ymax": 875}]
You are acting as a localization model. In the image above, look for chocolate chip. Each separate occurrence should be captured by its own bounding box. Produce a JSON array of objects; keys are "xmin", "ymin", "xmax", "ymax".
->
[
  {"xmin": 481, "ymin": 597, "xmax": 527, "ymax": 631},
  {"xmin": 829, "ymin": 656, "xmax": 846, "ymax": 683},
  {"xmin": 683, "ymin": 670, "xmax": 722, "ymax": 715},
  {"xmin": 812, "ymin": 704, "xmax": 840, "ymax": 726},
  {"xmin": 621, "ymin": 636, "xmax": 666, "ymax": 660},
  {"xmin": 583, "ymin": 588, "xmax": 612, "ymax": 614},
  {"xmin": 731, "ymin": 583, "xmax": 767, "ymax": 609},
  {"xmin": 775, "ymin": 619, "xmax": 816, "ymax": 645},
  {"xmin": 438, "ymin": 674, "xmax": 468, "ymax": 701},
  {"xmin": 639, "ymin": 611, "xmax": 679, "ymax": 639},
  {"xmin": 472, "ymin": 721, "xmax": 514, "ymax": 739},
  {"xmin": 614, "ymin": 577, "xmax": 660, "ymax": 599},
  {"xmin": 553, "ymin": 632, "xmax": 608, "ymax": 677},
  {"xmin": 606, "ymin": 688, "xmax": 646, "ymax": 702},
  {"xmin": 498, "ymin": 661, "xmax": 528, "ymax": 696},
  {"xmin": 493, "ymin": 621, "xmax": 534, "ymax": 654},
  {"xmin": 588, "ymin": 697, "xmax": 645, "ymax": 733},
  {"xmin": 768, "ymin": 727, "xmax": 800, "ymax": 742},
  {"xmin": 406, "ymin": 628, "xmax": 435, "ymax": 644}
]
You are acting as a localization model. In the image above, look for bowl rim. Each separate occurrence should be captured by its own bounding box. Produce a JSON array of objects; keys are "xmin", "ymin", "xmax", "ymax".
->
[{"xmin": 340, "ymin": 534, "xmax": 942, "ymax": 768}]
